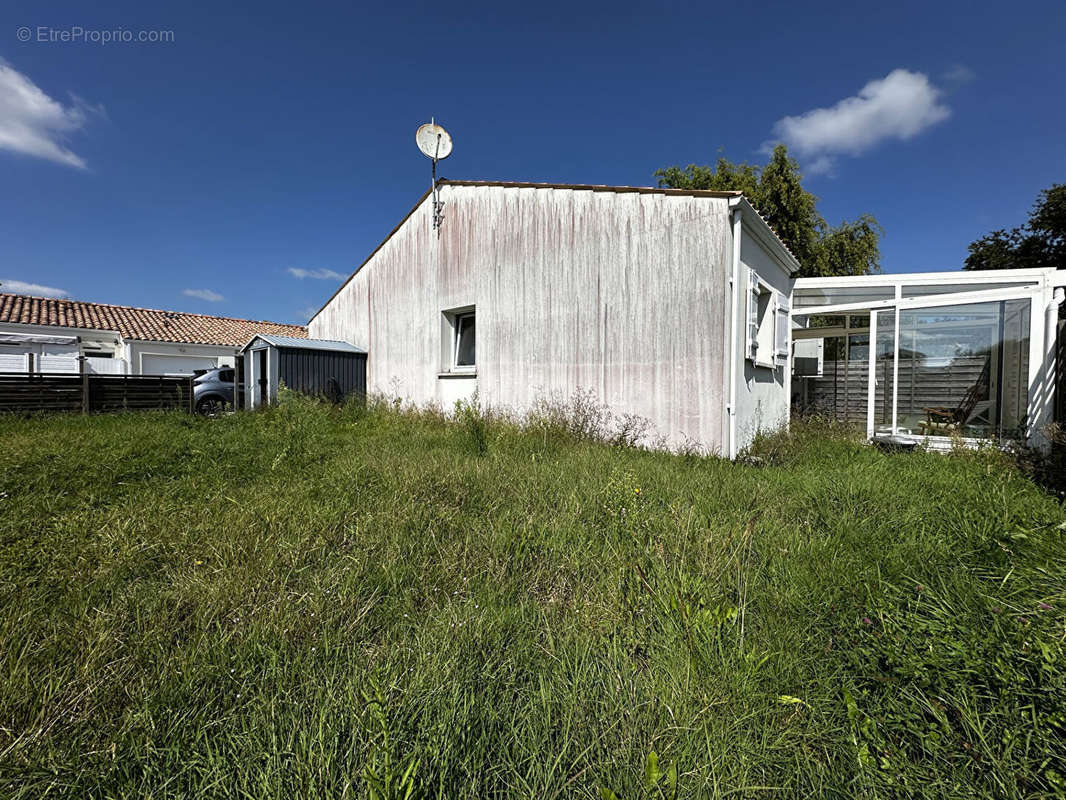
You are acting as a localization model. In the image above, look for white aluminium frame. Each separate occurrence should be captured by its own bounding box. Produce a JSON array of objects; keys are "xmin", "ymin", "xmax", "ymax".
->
[
  {"xmin": 792, "ymin": 283, "xmax": 1049, "ymax": 445},
  {"xmin": 452, "ymin": 311, "xmax": 476, "ymax": 372}
]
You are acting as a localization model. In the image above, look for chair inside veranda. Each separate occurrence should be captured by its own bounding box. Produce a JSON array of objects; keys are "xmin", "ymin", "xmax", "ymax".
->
[{"xmin": 917, "ymin": 355, "xmax": 992, "ymax": 436}]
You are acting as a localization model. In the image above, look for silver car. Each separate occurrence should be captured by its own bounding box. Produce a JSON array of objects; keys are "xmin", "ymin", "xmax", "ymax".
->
[{"xmin": 193, "ymin": 367, "xmax": 238, "ymax": 415}]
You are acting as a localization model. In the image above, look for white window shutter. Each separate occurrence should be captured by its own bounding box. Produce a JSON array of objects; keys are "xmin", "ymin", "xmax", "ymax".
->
[
  {"xmin": 746, "ymin": 268, "xmax": 760, "ymax": 362},
  {"xmin": 775, "ymin": 293, "xmax": 790, "ymax": 363}
]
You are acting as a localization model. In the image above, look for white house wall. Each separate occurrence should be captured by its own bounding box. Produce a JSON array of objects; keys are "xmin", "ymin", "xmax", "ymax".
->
[
  {"xmin": 733, "ymin": 220, "xmax": 794, "ymax": 451},
  {"xmin": 311, "ymin": 184, "xmax": 735, "ymax": 449},
  {"xmin": 0, "ymin": 322, "xmax": 121, "ymax": 354}
]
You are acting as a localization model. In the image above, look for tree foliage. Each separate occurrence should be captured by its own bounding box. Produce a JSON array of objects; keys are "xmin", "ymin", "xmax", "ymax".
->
[
  {"xmin": 655, "ymin": 145, "xmax": 881, "ymax": 278},
  {"xmin": 964, "ymin": 184, "xmax": 1066, "ymax": 271}
]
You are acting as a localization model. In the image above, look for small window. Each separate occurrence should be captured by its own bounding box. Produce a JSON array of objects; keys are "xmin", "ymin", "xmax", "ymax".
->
[{"xmin": 454, "ymin": 312, "xmax": 475, "ymax": 369}]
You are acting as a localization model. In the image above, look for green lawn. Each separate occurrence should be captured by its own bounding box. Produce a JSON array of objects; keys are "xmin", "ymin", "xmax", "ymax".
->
[{"xmin": 0, "ymin": 398, "xmax": 1064, "ymax": 799}]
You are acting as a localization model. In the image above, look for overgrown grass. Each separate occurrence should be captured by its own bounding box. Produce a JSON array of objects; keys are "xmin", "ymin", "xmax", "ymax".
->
[{"xmin": 0, "ymin": 397, "xmax": 1063, "ymax": 798}]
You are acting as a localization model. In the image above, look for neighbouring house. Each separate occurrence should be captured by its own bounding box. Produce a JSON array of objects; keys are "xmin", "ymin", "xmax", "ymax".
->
[
  {"xmin": 0, "ymin": 293, "xmax": 306, "ymax": 376},
  {"xmin": 310, "ymin": 180, "xmax": 800, "ymax": 456},
  {"xmin": 309, "ymin": 180, "xmax": 1066, "ymax": 455}
]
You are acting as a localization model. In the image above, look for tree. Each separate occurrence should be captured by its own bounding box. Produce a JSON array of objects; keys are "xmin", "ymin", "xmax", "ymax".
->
[
  {"xmin": 964, "ymin": 184, "xmax": 1066, "ymax": 271},
  {"xmin": 654, "ymin": 144, "xmax": 881, "ymax": 278}
]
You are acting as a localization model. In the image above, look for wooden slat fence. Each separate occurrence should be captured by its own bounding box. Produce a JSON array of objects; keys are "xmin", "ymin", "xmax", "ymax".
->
[
  {"xmin": 0, "ymin": 374, "xmax": 193, "ymax": 414},
  {"xmin": 795, "ymin": 356, "xmax": 988, "ymax": 425}
]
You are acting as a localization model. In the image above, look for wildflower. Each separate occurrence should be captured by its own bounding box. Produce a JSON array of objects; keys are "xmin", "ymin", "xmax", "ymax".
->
[
  {"xmin": 1038, "ymin": 601, "xmax": 1052, "ymax": 611},
  {"xmin": 862, "ymin": 617, "xmax": 872, "ymax": 626},
  {"xmin": 194, "ymin": 559, "xmax": 204, "ymax": 566}
]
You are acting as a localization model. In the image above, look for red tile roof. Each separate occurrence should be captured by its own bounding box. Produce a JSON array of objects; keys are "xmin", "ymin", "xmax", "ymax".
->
[{"xmin": 0, "ymin": 293, "xmax": 307, "ymax": 346}]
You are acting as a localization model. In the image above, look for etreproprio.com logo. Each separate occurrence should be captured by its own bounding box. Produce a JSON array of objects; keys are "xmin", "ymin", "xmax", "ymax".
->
[{"xmin": 17, "ymin": 26, "xmax": 175, "ymax": 44}]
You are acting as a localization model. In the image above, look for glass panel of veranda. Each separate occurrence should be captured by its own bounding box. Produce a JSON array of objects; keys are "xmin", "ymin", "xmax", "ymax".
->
[
  {"xmin": 893, "ymin": 299, "xmax": 1031, "ymax": 440},
  {"xmin": 793, "ymin": 292, "xmax": 1037, "ymax": 442}
]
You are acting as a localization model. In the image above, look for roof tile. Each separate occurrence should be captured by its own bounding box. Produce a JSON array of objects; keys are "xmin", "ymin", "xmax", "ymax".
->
[{"xmin": 0, "ymin": 293, "xmax": 307, "ymax": 346}]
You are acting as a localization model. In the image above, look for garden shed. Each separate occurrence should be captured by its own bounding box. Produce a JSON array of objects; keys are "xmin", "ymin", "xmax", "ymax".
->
[{"xmin": 240, "ymin": 334, "xmax": 366, "ymax": 409}]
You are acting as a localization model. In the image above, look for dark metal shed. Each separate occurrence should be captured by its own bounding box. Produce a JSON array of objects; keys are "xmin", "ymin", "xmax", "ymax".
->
[{"xmin": 240, "ymin": 334, "xmax": 366, "ymax": 408}]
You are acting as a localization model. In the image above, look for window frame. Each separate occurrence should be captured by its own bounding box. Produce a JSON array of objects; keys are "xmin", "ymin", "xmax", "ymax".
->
[{"xmin": 452, "ymin": 311, "xmax": 476, "ymax": 372}]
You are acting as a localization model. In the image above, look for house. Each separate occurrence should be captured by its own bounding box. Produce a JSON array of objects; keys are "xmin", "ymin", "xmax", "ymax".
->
[
  {"xmin": 0, "ymin": 293, "xmax": 307, "ymax": 376},
  {"xmin": 309, "ymin": 180, "xmax": 1066, "ymax": 455},
  {"xmin": 309, "ymin": 180, "xmax": 800, "ymax": 456}
]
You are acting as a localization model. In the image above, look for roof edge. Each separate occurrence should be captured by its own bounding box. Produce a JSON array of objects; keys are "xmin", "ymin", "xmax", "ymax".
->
[
  {"xmin": 240, "ymin": 333, "xmax": 366, "ymax": 353},
  {"xmin": 438, "ymin": 179, "xmax": 742, "ymax": 199},
  {"xmin": 730, "ymin": 196, "xmax": 802, "ymax": 274}
]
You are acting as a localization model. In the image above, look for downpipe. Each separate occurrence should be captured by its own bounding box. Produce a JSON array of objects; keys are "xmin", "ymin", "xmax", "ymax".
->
[{"xmin": 727, "ymin": 202, "xmax": 743, "ymax": 461}]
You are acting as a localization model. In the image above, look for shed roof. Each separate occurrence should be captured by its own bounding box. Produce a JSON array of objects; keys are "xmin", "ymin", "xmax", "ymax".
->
[
  {"xmin": 242, "ymin": 334, "xmax": 365, "ymax": 353},
  {"xmin": 0, "ymin": 293, "xmax": 307, "ymax": 346}
]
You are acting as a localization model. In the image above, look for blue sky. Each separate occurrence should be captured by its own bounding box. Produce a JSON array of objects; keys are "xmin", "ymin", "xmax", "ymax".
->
[{"xmin": 1, "ymin": 0, "xmax": 1063, "ymax": 324}]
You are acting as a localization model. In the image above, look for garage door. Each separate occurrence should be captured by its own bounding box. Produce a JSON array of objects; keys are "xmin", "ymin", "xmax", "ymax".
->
[{"xmin": 141, "ymin": 354, "xmax": 218, "ymax": 376}]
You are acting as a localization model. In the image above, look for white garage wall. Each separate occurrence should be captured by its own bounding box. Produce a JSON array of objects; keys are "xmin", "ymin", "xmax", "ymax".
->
[
  {"xmin": 126, "ymin": 341, "xmax": 236, "ymax": 375},
  {"xmin": 141, "ymin": 354, "xmax": 219, "ymax": 375}
]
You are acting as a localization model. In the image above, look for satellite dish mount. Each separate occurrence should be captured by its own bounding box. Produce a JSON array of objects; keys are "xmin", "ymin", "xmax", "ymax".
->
[{"xmin": 415, "ymin": 119, "xmax": 453, "ymax": 234}]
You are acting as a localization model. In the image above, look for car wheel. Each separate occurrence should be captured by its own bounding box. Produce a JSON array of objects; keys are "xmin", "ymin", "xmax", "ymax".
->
[{"xmin": 196, "ymin": 396, "xmax": 225, "ymax": 417}]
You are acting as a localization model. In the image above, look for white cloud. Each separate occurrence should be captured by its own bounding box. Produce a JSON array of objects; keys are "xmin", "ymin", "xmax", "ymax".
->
[
  {"xmin": 287, "ymin": 267, "xmax": 346, "ymax": 280},
  {"xmin": 182, "ymin": 288, "xmax": 225, "ymax": 302},
  {"xmin": 805, "ymin": 156, "xmax": 836, "ymax": 177},
  {"xmin": 0, "ymin": 279, "xmax": 70, "ymax": 298},
  {"xmin": 0, "ymin": 61, "xmax": 95, "ymax": 169},
  {"xmin": 771, "ymin": 69, "xmax": 951, "ymax": 173}
]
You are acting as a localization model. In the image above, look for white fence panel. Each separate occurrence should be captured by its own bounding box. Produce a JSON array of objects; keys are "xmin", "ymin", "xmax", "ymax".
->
[
  {"xmin": 0, "ymin": 354, "xmax": 29, "ymax": 372},
  {"xmin": 87, "ymin": 357, "xmax": 127, "ymax": 375},
  {"xmin": 37, "ymin": 355, "xmax": 80, "ymax": 373}
]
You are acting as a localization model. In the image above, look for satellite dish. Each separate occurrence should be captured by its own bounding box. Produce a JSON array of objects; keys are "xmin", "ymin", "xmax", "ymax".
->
[{"xmin": 416, "ymin": 122, "xmax": 453, "ymax": 160}]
